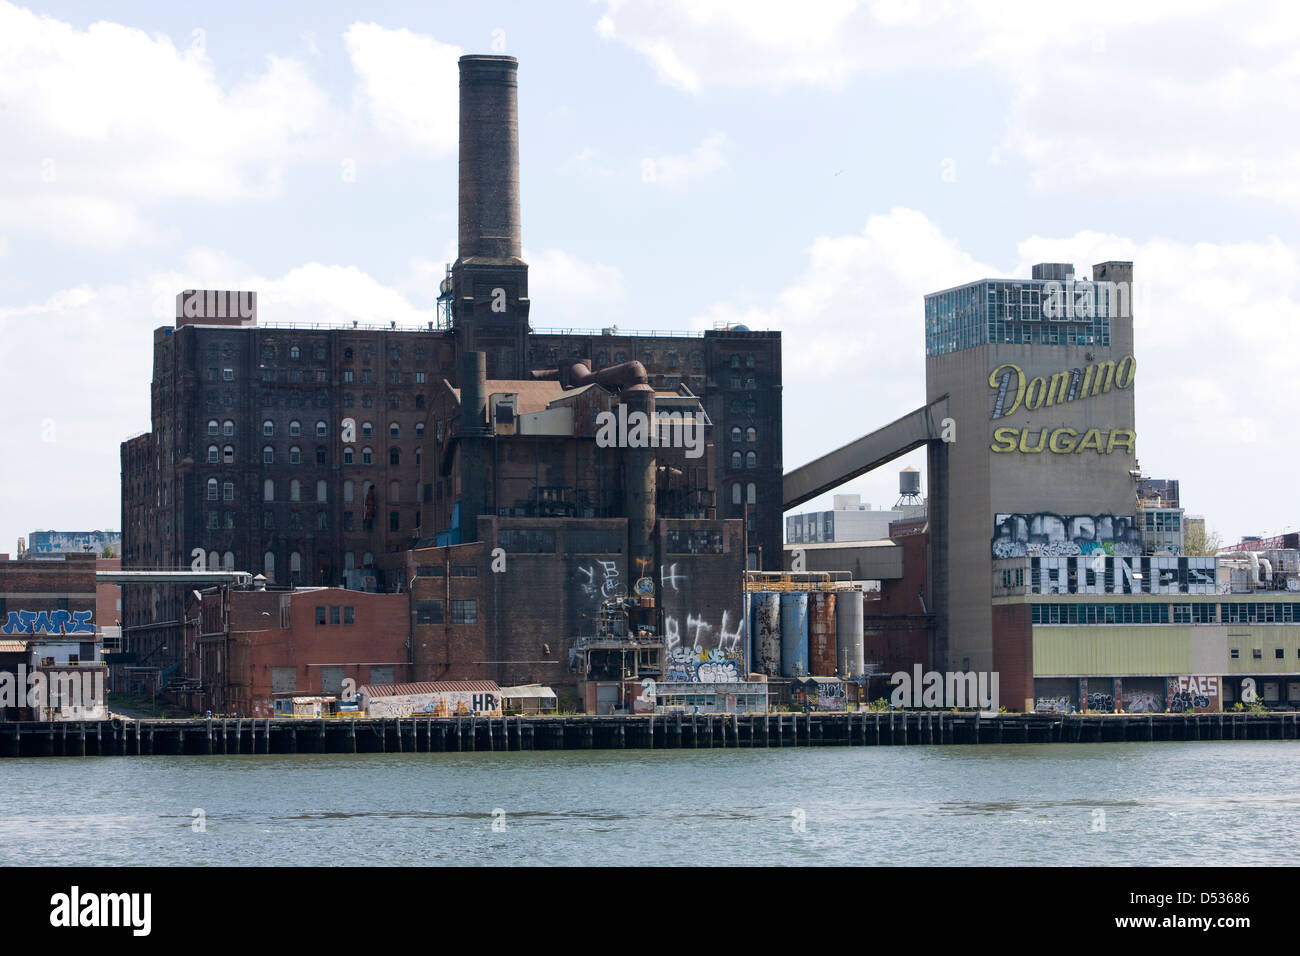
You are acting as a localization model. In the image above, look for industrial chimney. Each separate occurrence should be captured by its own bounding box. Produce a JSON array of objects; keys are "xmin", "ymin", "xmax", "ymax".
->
[
  {"xmin": 458, "ymin": 55, "xmax": 521, "ymax": 262},
  {"xmin": 452, "ymin": 54, "xmax": 530, "ymax": 378}
]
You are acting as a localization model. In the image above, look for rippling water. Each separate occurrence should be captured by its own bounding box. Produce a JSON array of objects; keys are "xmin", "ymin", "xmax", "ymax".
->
[{"xmin": 3, "ymin": 742, "xmax": 1297, "ymax": 865}]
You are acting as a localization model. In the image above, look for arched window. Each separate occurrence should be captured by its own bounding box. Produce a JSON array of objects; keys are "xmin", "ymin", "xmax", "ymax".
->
[
  {"xmin": 316, "ymin": 421, "xmax": 328, "ymax": 437},
  {"xmin": 208, "ymin": 551, "xmax": 220, "ymax": 571},
  {"xmin": 207, "ymin": 478, "xmax": 218, "ymax": 500},
  {"xmin": 262, "ymin": 446, "xmax": 274, "ymax": 464},
  {"xmin": 316, "ymin": 480, "xmax": 327, "ymax": 503},
  {"xmin": 290, "ymin": 551, "xmax": 302, "ymax": 582},
  {"xmin": 746, "ymin": 482, "xmax": 757, "ymax": 505},
  {"xmin": 730, "ymin": 354, "xmax": 740, "ymax": 369},
  {"xmin": 223, "ymin": 551, "xmax": 235, "ymax": 571},
  {"xmin": 207, "ymin": 420, "xmax": 219, "ymax": 436},
  {"xmin": 290, "ymin": 479, "xmax": 301, "ymax": 501},
  {"xmin": 344, "ymin": 552, "xmax": 355, "ymax": 570},
  {"xmin": 746, "ymin": 355, "xmax": 755, "ymax": 368},
  {"xmin": 222, "ymin": 420, "xmax": 234, "ymax": 436},
  {"xmin": 289, "ymin": 446, "xmax": 301, "ymax": 464},
  {"xmin": 389, "ymin": 422, "xmax": 400, "ymax": 438},
  {"xmin": 290, "ymin": 346, "xmax": 300, "ymax": 360},
  {"xmin": 731, "ymin": 483, "xmax": 742, "ymax": 505},
  {"xmin": 362, "ymin": 421, "xmax": 373, "ymax": 438},
  {"xmin": 264, "ymin": 552, "xmax": 275, "ymax": 577},
  {"xmin": 289, "ymin": 420, "xmax": 301, "ymax": 437},
  {"xmin": 362, "ymin": 447, "xmax": 373, "ymax": 465},
  {"xmin": 415, "ymin": 422, "xmax": 425, "ymax": 437},
  {"xmin": 362, "ymin": 551, "xmax": 374, "ymax": 567},
  {"xmin": 263, "ymin": 479, "xmax": 274, "ymax": 501},
  {"xmin": 343, "ymin": 480, "xmax": 354, "ymax": 503},
  {"xmin": 389, "ymin": 447, "xmax": 400, "ymax": 465},
  {"xmin": 263, "ymin": 420, "xmax": 274, "ymax": 437},
  {"xmin": 747, "ymin": 426, "xmax": 757, "ymax": 442},
  {"xmin": 746, "ymin": 451, "xmax": 757, "ymax": 469},
  {"xmin": 731, "ymin": 451, "xmax": 742, "ymax": 470},
  {"xmin": 207, "ymin": 445, "xmax": 219, "ymax": 463},
  {"xmin": 343, "ymin": 447, "xmax": 354, "ymax": 465},
  {"xmin": 730, "ymin": 427, "xmax": 742, "ymax": 443},
  {"xmin": 389, "ymin": 480, "xmax": 400, "ymax": 503},
  {"xmin": 222, "ymin": 445, "xmax": 234, "ymax": 464}
]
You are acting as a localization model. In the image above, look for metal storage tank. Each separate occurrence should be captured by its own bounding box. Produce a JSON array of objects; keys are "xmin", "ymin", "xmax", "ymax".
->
[
  {"xmin": 808, "ymin": 591, "xmax": 837, "ymax": 676},
  {"xmin": 780, "ymin": 591, "xmax": 809, "ymax": 678},
  {"xmin": 754, "ymin": 592, "xmax": 782, "ymax": 678},
  {"xmin": 836, "ymin": 589, "xmax": 865, "ymax": 677}
]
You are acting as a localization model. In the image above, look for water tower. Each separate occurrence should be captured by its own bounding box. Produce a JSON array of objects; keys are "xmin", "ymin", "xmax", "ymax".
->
[{"xmin": 895, "ymin": 466, "xmax": 924, "ymax": 509}]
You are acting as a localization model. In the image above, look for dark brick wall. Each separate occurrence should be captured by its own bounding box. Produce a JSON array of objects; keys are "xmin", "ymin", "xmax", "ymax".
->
[{"xmin": 992, "ymin": 602, "xmax": 1034, "ymax": 712}]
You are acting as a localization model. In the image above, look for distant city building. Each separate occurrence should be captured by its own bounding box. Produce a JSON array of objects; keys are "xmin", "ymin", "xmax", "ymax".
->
[
  {"xmin": 786, "ymin": 494, "xmax": 906, "ymax": 544},
  {"xmin": 21, "ymin": 530, "xmax": 120, "ymax": 557}
]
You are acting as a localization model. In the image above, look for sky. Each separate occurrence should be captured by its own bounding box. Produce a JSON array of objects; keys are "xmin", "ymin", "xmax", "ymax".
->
[{"xmin": 1, "ymin": 0, "xmax": 1298, "ymax": 556}]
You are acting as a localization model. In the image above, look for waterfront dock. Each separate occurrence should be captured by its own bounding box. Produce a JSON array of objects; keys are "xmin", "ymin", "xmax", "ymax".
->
[{"xmin": 2, "ymin": 710, "xmax": 1299, "ymax": 757}]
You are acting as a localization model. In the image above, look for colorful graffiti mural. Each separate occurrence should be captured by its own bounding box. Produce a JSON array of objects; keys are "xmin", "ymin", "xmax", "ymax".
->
[
  {"xmin": 1122, "ymin": 691, "xmax": 1161, "ymax": 713},
  {"xmin": 1166, "ymin": 676, "xmax": 1219, "ymax": 713},
  {"xmin": 2, "ymin": 610, "xmax": 95, "ymax": 635},
  {"xmin": 992, "ymin": 513, "xmax": 1142, "ymax": 558}
]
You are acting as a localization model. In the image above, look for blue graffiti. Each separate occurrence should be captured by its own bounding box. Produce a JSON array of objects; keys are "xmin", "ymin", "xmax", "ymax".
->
[{"xmin": 1, "ymin": 609, "xmax": 95, "ymax": 635}]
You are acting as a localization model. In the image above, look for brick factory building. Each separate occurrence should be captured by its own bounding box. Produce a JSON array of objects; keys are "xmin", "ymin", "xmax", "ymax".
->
[{"xmin": 120, "ymin": 55, "xmax": 778, "ymax": 707}]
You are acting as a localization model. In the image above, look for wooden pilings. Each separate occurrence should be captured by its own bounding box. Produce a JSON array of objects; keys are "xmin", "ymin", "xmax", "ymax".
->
[{"xmin": 2, "ymin": 711, "xmax": 1298, "ymax": 757}]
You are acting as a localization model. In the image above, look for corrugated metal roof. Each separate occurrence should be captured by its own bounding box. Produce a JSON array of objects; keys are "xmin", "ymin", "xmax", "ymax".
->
[
  {"xmin": 499, "ymin": 684, "xmax": 556, "ymax": 699},
  {"xmin": 0, "ymin": 640, "xmax": 30, "ymax": 653},
  {"xmin": 360, "ymin": 680, "xmax": 501, "ymax": 698}
]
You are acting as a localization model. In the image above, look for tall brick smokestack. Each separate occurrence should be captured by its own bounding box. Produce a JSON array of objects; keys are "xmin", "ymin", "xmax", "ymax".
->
[{"xmin": 458, "ymin": 55, "xmax": 521, "ymax": 261}]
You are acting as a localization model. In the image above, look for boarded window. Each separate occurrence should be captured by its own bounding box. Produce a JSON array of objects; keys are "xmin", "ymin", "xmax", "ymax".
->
[
  {"xmin": 320, "ymin": 666, "xmax": 345, "ymax": 696},
  {"xmin": 271, "ymin": 667, "xmax": 297, "ymax": 694},
  {"xmin": 369, "ymin": 665, "xmax": 395, "ymax": 686},
  {"xmin": 564, "ymin": 529, "xmax": 624, "ymax": 554},
  {"xmin": 497, "ymin": 529, "xmax": 557, "ymax": 554},
  {"xmin": 666, "ymin": 530, "xmax": 724, "ymax": 554}
]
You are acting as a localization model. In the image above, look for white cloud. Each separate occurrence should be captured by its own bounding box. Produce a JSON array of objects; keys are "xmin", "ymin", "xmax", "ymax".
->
[
  {"xmin": 0, "ymin": 2, "xmax": 330, "ymax": 246},
  {"xmin": 641, "ymin": 132, "xmax": 726, "ymax": 187},
  {"xmin": 343, "ymin": 22, "xmax": 460, "ymax": 156},
  {"xmin": 524, "ymin": 248, "xmax": 624, "ymax": 307},
  {"xmin": 596, "ymin": 0, "xmax": 1300, "ymax": 205},
  {"xmin": 686, "ymin": 208, "xmax": 1300, "ymax": 542}
]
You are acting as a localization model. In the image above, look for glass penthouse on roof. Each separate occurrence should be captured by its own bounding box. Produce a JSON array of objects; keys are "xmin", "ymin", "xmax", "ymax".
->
[{"xmin": 924, "ymin": 266, "xmax": 1117, "ymax": 358}]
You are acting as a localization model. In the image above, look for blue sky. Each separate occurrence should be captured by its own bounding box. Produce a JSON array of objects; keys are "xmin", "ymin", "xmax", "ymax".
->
[{"xmin": 2, "ymin": 0, "xmax": 1298, "ymax": 555}]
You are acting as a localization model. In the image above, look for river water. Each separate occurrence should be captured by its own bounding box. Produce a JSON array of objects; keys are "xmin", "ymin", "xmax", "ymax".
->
[{"xmin": 3, "ymin": 742, "xmax": 1296, "ymax": 866}]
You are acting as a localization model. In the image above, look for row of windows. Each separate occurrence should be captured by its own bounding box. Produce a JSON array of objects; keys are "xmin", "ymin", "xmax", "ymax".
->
[
  {"xmin": 252, "ymin": 392, "xmax": 421, "ymax": 411},
  {"xmin": 729, "ymin": 451, "xmax": 759, "ymax": 470},
  {"xmin": 1230, "ymin": 648, "xmax": 1300, "ymax": 660},
  {"xmin": 259, "ymin": 344, "xmax": 432, "ymax": 363},
  {"xmin": 415, "ymin": 600, "xmax": 477, "ymax": 625},
  {"xmin": 729, "ymin": 427, "xmax": 759, "ymax": 442},
  {"xmin": 314, "ymin": 605, "xmax": 356, "ymax": 625},
  {"xmin": 1031, "ymin": 603, "xmax": 1300, "ymax": 625}
]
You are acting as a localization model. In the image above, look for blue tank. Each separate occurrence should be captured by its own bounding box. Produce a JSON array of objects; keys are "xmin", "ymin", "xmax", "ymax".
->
[{"xmin": 780, "ymin": 591, "xmax": 809, "ymax": 677}]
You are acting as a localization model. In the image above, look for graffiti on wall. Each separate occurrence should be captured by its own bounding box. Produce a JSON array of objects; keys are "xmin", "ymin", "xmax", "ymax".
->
[
  {"xmin": 664, "ymin": 611, "xmax": 744, "ymax": 682},
  {"xmin": 1034, "ymin": 696, "xmax": 1074, "ymax": 714},
  {"xmin": 1025, "ymin": 556, "xmax": 1216, "ymax": 595},
  {"xmin": 992, "ymin": 513, "xmax": 1142, "ymax": 558},
  {"xmin": 574, "ymin": 559, "xmax": 622, "ymax": 600},
  {"xmin": 2, "ymin": 610, "xmax": 95, "ymax": 635},
  {"xmin": 1122, "ymin": 691, "xmax": 1161, "ymax": 713},
  {"xmin": 1166, "ymin": 676, "xmax": 1219, "ymax": 713},
  {"xmin": 1085, "ymin": 692, "xmax": 1114, "ymax": 713}
]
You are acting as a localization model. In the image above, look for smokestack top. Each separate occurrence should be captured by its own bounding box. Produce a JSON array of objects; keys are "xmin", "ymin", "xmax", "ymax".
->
[{"xmin": 458, "ymin": 55, "xmax": 522, "ymax": 261}]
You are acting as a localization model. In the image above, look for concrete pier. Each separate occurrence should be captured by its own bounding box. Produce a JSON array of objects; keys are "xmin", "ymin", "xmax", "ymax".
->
[{"xmin": 1, "ymin": 711, "xmax": 1298, "ymax": 758}]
